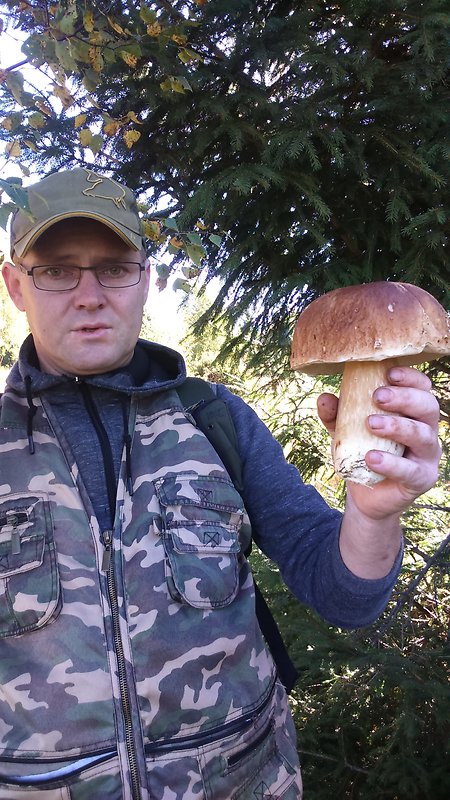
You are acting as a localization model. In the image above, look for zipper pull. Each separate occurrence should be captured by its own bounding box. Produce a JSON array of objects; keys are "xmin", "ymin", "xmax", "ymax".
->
[{"xmin": 101, "ymin": 530, "xmax": 113, "ymax": 572}]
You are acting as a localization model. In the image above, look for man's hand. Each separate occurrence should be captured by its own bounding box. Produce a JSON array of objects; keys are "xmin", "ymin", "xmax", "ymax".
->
[
  {"xmin": 317, "ymin": 366, "xmax": 441, "ymax": 519},
  {"xmin": 317, "ymin": 366, "xmax": 442, "ymax": 578}
]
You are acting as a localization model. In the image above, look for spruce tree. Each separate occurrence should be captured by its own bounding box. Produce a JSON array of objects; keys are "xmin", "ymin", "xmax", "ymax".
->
[{"xmin": 0, "ymin": 0, "xmax": 448, "ymax": 360}]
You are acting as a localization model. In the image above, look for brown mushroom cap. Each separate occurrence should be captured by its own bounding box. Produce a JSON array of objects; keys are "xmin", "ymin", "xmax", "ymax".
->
[{"xmin": 291, "ymin": 281, "xmax": 450, "ymax": 376}]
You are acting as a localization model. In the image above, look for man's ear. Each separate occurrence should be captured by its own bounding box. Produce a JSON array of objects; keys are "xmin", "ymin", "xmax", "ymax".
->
[{"xmin": 2, "ymin": 261, "xmax": 27, "ymax": 312}]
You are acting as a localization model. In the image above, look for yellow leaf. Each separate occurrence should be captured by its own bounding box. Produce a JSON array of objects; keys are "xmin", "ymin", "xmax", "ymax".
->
[
  {"xmin": 195, "ymin": 220, "xmax": 208, "ymax": 230},
  {"xmin": 172, "ymin": 34, "xmax": 187, "ymax": 46},
  {"xmin": 147, "ymin": 22, "xmax": 162, "ymax": 37},
  {"xmin": 103, "ymin": 119, "xmax": 122, "ymax": 137},
  {"xmin": 83, "ymin": 10, "xmax": 94, "ymax": 33},
  {"xmin": 120, "ymin": 51, "xmax": 138, "ymax": 68},
  {"xmin": 107, "ymin": 16, "xmax": 126, "ymax": 36},
  {"xmin": 123, "ymin": 129, "xmax": 141, "ymax": 149},
  {"xmin": 78, "ymin": 128, "xmax": 93, "ymax": 147},
  {"xmin": 1, "ymin": 116, "xmax": 13, "ymax": 131},
  {"xmin": 170, "ymin": 236, "xmax": 184, "ymax": 249},
  {"xmin": 143, "ymin": 220, "xmax": 162, "ymax": 241},
  {"xmin": 178, "ymin": 48, "xmax": 202, "ymax": 64},
  {"xmin": 88, "ymin": 47, "xmax": 104, "ymax": 72},
  {"xmin": 74, "ymin": 113, "xmax": 87, "ymax": 129},
  {"xmin": 160, "ymin": 76, "xmax": 187, "ymax": 94},
  {"xmin": 35, "ymin": 100, "xmax": 53, "ymax": 117},
  {"xmin": 6, "ymin": 140, "xmax": 21, "ymax": 157},
  {"xmin": 24, "ymin": 139, "xmax": 38, "ymax": 152},
  {"xmin": 52, "ymin": 83, "xmax": 75, "ymax": 109},
  {"xmin": 125, "ymin": 111, "xmax": 142, "ymax": 125},
  {"xmin": 28, "ymin": 112, "xmax": 45, "ymax": 129}
]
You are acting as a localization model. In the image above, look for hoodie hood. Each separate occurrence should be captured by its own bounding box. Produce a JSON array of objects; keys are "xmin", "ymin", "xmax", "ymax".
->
[{"xmin": 6, "ymin": 334, "xmax": 187, "ymax": 398}]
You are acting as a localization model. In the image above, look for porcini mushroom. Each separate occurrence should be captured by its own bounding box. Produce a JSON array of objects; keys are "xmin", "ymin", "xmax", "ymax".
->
[{"xmin": 290, "ymin": 282, "xmax": 450, "ymax": 486}]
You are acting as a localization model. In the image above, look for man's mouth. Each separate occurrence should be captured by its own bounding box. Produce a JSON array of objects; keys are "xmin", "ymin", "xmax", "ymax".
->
[{"xmin": 74, "ymin": 325, "xmax": 109, "ymax": 334}]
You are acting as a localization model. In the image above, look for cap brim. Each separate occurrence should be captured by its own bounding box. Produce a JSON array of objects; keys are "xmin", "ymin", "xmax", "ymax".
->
[{"xmin": 12, "ymin": 211, "xmax": 143, "ymax": 257}]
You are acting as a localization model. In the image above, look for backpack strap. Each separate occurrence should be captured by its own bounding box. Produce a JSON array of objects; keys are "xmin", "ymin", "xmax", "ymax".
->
[
  {"xmin": 177, "ymin": 377, "xmax": 298, "ymax": 693},
  {"xmin": 177, "ymin": 377, "xmax": 244, "ymax": 494}
]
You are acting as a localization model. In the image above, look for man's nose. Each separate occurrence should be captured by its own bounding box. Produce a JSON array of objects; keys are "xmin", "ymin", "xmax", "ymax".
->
[{"xmin": 73, "ymin": 268, "xmax": 106, "ymax": 306}]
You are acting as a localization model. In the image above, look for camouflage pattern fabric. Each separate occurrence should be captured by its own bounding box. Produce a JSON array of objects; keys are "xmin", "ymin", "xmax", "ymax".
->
[{"xmin": 0, "ymin": 388, "xmax": 302, "ymax": 798}]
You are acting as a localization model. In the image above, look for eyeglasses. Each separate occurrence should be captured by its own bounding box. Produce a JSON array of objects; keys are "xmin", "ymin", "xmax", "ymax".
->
[{"xmin": 20, "ymin": 263, "xmax": 146, "ymax": 291}]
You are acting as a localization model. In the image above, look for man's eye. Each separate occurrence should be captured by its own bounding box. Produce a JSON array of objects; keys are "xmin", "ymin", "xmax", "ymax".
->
[
  {"xmin": 44, "ymin": 267, "xmax": 72, "ymax": 279},
  {"xmin": 99, "ymin": 265, "xmax": 128, "ymax": 278}
]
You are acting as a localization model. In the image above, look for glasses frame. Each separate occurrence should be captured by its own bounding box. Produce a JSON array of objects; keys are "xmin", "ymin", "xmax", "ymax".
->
[{"xmin": 19, "ymin": 262, "xmax": 146, "ymax": 291}]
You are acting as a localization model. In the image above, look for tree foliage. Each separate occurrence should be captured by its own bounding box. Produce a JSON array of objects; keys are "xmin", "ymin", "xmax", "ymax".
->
[
  {"xmin": 0, "ymin": 0, "xmax": 448, "ymax": 362},
  {"xmin": 244, "ymin": 360, "xmax": 450, "ymax": 799}
]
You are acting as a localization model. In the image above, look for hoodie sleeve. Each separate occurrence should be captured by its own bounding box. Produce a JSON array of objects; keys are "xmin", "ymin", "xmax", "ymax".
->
[{"xmin": 216, "ymin": 384, "xmax": 402, "ymax": 629}]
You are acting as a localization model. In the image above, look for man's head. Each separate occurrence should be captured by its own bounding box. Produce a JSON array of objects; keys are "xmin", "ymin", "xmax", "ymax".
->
[
  {"xmin": 2, "ymin": 168, "xmax": 150, "ymax": 377},
  {"xmin": 10, "ymin": 167, "xmax": 145, "ymax": 258}
]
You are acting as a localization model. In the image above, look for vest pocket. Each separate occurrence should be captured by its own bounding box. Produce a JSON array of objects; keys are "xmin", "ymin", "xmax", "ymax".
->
[
  {"xmin": 0, "ymin": 493, "xmax": 61, "ymax": 637},
  {"xmin": 155, "ymin": 473, "xmax": 243, "ymax": 609}
]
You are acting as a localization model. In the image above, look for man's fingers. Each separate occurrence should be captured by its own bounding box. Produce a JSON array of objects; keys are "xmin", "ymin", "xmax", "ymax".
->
[
  {"xmin": 373, "ymin": 384, "xmax": 440, "ymax": 430},
  {"xmin": 365, "ymin": 447, "xmax": 440, "ymax": 497},
  {"xmin": 367, "ymin": 414, "xmax": 441, "ymax": 460}
]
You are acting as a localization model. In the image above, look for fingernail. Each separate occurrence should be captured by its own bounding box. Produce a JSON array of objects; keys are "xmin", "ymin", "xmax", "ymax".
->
[
  {"xmin": 367, "ymin": 451, "xmax": 383, "ymax": 465},
  {"xmin": 388, "ymin": 368, "xmax": 404, "ymax": 382},
  {"xmin": 374, "ymin": 387, "xmax": 393, "ymax": 404},
  {"xmin": 368, "ymin": 414, "xmax": 384, "ymax": 429}
]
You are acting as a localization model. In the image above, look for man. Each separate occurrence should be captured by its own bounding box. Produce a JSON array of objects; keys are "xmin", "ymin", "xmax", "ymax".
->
[{"xmin": 0, "ymin": 168, "xmax": 442, "ymax": 800}]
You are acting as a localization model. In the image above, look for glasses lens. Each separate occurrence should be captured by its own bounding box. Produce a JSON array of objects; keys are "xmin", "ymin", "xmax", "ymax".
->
[
  {"xmin": 96, "ymin": 263, "xmax": 142, "ymax": 288},
  {"xmin": 31, "ymin": 264, "xmax": 142, "ymax": 290},
  {"xmin": 32, "ymin": 266, "xmax": 79, "ymax": 290}
]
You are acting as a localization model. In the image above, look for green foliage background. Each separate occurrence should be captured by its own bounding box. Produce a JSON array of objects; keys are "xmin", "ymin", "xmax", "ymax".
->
[{"xmin": 238, "ymin": 357, "xmax": 450, "ymax": 800}]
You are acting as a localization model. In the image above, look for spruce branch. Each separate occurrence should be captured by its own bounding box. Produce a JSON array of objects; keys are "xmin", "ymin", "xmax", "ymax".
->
[
  {"xmin": 373, "ymin": 530, "xmax": 450, "ymax": 641},
  {"xmin": 298, "ymin": 749, "xmax": 371, "ymax": 775}
]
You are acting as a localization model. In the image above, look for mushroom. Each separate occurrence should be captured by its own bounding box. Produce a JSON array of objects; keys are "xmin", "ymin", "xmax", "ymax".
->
[{"xmin": 290, "ymin": 282, "xmax": 450, "ymax": 486}]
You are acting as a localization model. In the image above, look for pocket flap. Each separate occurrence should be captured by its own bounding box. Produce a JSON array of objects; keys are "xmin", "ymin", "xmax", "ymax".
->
[
  {"xmin": 171, "ymin": 523, "xmax": 240, "ymax": 555},
  {"xmin": 0, "ymin": 534, "xmax": 45, "ymax": 578},
  {"xmin": 0, "ymin": 496, "xmax": 48, "ymax": 578},
  {"xmin": 155, "ymin": 473, "xmax": 245, "ymax": 513}
]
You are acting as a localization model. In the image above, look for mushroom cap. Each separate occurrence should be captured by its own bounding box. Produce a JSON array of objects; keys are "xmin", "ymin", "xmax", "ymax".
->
[{"xmin": 291, "ymin": 281, "xmax": 450, "ymax": 376}]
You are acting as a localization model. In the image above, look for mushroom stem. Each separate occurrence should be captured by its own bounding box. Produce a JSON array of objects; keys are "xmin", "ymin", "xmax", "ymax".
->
[{"xmin": 332, "ymin": 358, "xmax": 404, "ymax": 486}]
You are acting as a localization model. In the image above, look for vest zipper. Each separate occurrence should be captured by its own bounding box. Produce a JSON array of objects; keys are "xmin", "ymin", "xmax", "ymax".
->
[
  {"xmin": 104, "ymin": 533, "xmax": 142, "ymax": 800},
  {"xmin": 79, "ymin": 383, "xmax": 141, "ymax": 800},
  {"xmin": 101, "ymin": 530, "xmax": 112, "ymax": 572}
]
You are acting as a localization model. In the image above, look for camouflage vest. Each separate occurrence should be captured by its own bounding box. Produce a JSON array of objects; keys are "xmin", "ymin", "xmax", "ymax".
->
[{"xmin": 0, "ymin": 388, "xmax": 302, "ymax": 799}]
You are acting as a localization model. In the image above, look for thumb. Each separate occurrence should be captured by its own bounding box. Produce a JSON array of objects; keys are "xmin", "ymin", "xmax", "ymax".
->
[{"xmin": 317, "ymin": 393, "xmax": 338, "ymax": 435}]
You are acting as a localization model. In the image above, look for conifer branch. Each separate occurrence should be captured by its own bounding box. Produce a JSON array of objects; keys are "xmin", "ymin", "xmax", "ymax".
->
[
  {"xmin": 373, "ymin": 530, "xmax": 450, "ymax": 640},
  {"xmin": 298, "ymin": 749, "xmax": 371, "ymax": 775}
]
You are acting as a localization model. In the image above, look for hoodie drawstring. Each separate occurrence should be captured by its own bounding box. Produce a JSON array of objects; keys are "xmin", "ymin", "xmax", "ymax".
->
[
  {"xmin": 24, "ymin": 375, "xmax": 37, "ymax": 454},
  {"xmin": 121, "ymin": 399, "xmax": 134, "ymax": 496}
]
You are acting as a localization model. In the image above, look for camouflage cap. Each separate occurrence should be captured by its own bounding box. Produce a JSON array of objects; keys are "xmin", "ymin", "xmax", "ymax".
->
[{"xmin": 10, "ymin": 167, "xmax": 145, "ymax": 257}]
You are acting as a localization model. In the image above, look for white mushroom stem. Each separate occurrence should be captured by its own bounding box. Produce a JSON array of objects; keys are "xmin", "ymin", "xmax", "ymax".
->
[{"xmin": 332, "ymin": 359, "xmax": 405, "ymax": 486}]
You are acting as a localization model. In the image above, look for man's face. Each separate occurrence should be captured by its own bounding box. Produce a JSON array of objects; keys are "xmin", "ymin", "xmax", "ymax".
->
[{"xmin": 2, "ymin": 218, "xmax": 150, "ymax": 376}]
